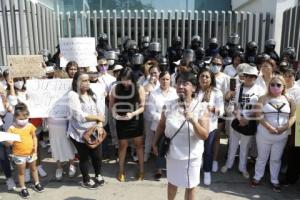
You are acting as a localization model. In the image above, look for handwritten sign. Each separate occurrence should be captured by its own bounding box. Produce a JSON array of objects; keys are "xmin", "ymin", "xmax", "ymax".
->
[
  {"xmin": 59, "ymin": 37, "xmax": 97, "ymax": 68},
  {"xmin": 0, "ymin": 132, "xmax": 21, "ymax": 142},
  {"xmin": 26, "ymin": 79, "xmax": 72, "ymax": 118},
  {"xmin": 295, "ymin": 104, "xmax": 300, "ymax": 147},
  {"xmin": 7, "ymin": 55, "xmax": 45, "ymax": 78}
]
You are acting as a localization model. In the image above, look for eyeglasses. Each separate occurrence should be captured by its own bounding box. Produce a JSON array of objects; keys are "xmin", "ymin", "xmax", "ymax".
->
[
  {"xmin": 244, "ymin": 74, "xmax": 257, "ymax": 79},
  {"xmin": 270, "ymin": 83, "xmax": 282, "ymax": 88}
]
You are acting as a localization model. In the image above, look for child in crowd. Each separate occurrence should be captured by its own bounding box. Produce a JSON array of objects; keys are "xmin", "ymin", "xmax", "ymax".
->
[{"xmin": 6, "ymin": 103, "xmax": 45, "ymax": 199}]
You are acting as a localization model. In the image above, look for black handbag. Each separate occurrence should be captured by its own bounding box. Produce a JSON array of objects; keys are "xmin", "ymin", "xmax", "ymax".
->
[{"xmin": 231, "ymin": 84, "xmax": 258, "ymax": 136}]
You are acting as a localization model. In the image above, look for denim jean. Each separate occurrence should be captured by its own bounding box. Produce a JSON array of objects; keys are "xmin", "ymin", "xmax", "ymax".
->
[
  {"xmin": 0, "ymin": 143, "xmax": 12, "ymax": 178},
  {"xmin": 203, "ymin": 129, "xmax": 217, "ymax": 172},
  {"xmin": 155, "ymin": 136, "xmax": 166, "ymax": 169}
]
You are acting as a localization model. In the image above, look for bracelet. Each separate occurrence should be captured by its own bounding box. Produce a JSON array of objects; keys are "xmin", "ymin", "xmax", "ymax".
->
[{"xmin": 96, "ymin": 125, "xmax": 103, "ymax": 128}]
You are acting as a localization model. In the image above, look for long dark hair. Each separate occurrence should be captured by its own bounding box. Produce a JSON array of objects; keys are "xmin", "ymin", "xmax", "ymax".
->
[
  {"xmin": 196, "ymin": 68, "xmax": 216, "ymax": 102},
  {"xmin": 71, "ymin": 71, "xmax": 96, "ymax": 102},
  {"xmin": 116, "ymin": 67, "xmax": 140, "ymax": 104}
]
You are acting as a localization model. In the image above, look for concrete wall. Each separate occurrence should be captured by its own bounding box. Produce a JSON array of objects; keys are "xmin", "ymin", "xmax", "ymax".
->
[{"xmin": 232, "ymin": 0, "xmax": 298, "ymax": 52}]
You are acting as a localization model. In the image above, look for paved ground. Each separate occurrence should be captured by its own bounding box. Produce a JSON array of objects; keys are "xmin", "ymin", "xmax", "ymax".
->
[{"xmin": 1, "ymin": 138, "xmax": 300, "ymax": 200}]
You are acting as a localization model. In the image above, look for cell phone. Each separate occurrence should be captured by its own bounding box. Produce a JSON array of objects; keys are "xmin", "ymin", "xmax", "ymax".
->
[
  {"xmin": 91, "ymin": 130, "xmax": 99, "ymax": 141},
  {"xmin": 230, "ymin": 78, "xmax": 236, "ymax": 91}
]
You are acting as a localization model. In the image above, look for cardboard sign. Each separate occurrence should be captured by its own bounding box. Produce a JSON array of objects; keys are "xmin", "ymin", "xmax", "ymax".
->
[
  {"xmin": 7, "ymin": 55, "xmax": 45, "ymax": 78},
  {"xmin": 59, "ymin": 37, "xmax": 97, "ymax": 68},
  {"xmin": 295, "ymin": 104, "xmax": 300, "ymax": 147},
  {"xmin": 26, "ymin": 79, "xmax": 72, "ymax": 118}
]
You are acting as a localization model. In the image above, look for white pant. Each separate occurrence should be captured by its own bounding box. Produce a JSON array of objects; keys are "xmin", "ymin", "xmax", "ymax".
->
[
  {"xmin": 253, "ymin": 131, "xmax": 288, "ymax": 184},
  {"xmin": 144, "ymin": 119, "xmax": 153, "ymax": 154},
  {"xmin": 225, "ymin": 129, "xmax": 253, "ymax": 172}
]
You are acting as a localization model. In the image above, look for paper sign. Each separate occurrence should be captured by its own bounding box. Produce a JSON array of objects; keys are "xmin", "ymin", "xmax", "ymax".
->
[
  {"xmin": 26, "ymin": 79, "xmax": 73, "ymax": 118},
  {"xmin": 7, "ymin": 55, "xmax": 45, "ymax": 78},
  {"xmin": 0, "ymin": 132, "xmax": 21, "ymax": 142},
  {"xmin": 295, "ymin": 104, "xmax": 300, "ymax": 147},
  {"xmin": 59, "ymin": 37, "xmax": 97, "ymax": 68}
]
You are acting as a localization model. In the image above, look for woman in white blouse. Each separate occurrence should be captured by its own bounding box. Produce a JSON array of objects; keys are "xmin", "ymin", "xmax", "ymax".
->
[
  {"xmin": 147, "ymin": 71, "xmax": 178, "ymax": 180},
  {"xmin": 152, "ymin": 72, "xmax": 209, "ymax": 200},
  {"xmin": 196, "ymin": 68, "xmax": 224, "ymax": 185}
]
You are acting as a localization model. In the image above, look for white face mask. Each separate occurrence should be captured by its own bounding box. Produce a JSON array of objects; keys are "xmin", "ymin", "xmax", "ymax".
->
[
  {"xmin": 14, "ymin": 81, "xmax": 24, "ymax": 90},
  {"xmin": 210, "ymin": 65, "xmax": 221, "ymax": 74},
  {"xmin": 16, "ymin": 119, "xmax": 28, "ymax": 127},
  {"xmin": 107, "ymin": 60, "xmax": 115, "ymax": 66}
]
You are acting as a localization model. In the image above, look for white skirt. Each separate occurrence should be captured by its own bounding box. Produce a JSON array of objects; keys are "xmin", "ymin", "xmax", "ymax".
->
[
  {"xmin": 167, "ymin": 157, "xmax": 201, "ymax": 188},
  {"xmin": 48, "ymin": 119, "xmax": 76, "ymax": 162}
]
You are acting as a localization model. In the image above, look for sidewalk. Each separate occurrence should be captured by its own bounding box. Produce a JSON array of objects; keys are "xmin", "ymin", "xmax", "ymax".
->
[{"xmin": 1, "ymin": 139, "xmax": 299, "ymax": 200}]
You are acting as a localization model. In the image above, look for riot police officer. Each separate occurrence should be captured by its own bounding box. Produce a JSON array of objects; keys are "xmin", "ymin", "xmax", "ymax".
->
[
  {"xmin": 140, "ymin": 36, "xmax": 151, "ymax": 57},
  {"xmin": 182, "ymin": 49, "xmax": 199, "ymax": 75},
  {"xmin": 245, "ymin": 41, "xmax": 258, "ymax": 64},
  {"xmin": 131, "ymin": 53, "xmax": 144, "ymax": 81},
  {"xmin": 96, "ymin": 33, "xmax": 112, "ymax": 60},
  {"xmin": 120, "ymin": 39, "xmax": 139, "ymax": 66},
  {"xmin": 159, "ymin": 57, "xmax": 169, "ymax": 71},
  {"xmin": 205, "ymin": 37, "xmax": 219, "ymax": 57},
  {"xmin": 219, "ymin": 45, "xmax": 232, "ymax": 66},
  {"xmin": 226, "ymin": 33, "xmax": 243, "ymax": 57},
  {"xmin": 281, "ymin": 47, "xmax": 295, "ymax": 64},
  {"xmin": 263, "ymin": 39, "xmax": 280, "ymax": 63},
  {"xmin": 166, "ymin": 36, "xmax": 184, "ymax": 73},
  {"xmin": 104, "ymin": 50, "xmax": 119, "ymax": 70},
  {"xmin": 146, "ymin": 42, "xmax": 161, "ymax": 61}
]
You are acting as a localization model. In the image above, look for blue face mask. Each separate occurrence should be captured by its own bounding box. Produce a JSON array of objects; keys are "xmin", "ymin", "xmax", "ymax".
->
[{"xmin": 210, "ymin": 65, "xmax": 221, "ymax": 74}]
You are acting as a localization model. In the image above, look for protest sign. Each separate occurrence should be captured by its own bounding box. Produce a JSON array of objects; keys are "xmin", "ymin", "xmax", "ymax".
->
[
  {"xmin": 26, "ymin": 79, "xmax": 72, "ymax": 118},
  {"xmin": 0, "ymin": 132, "xmax": 21, "ymax": 142},
  {"xmin": 59, "ymin": 37, "xmax": 97, "ymax": 68},
  {"xmin": 7, "ymin": 55, "xmax": 45, "ymax": 78}
]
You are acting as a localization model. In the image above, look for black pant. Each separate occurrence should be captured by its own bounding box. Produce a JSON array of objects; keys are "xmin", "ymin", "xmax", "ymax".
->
[
  {"xmin": 71, "ymin": 137, "xmax": 102, "ymax": 183},
  {"xmin": 286, "ymin": 146, "xmax": 300, "ymax": 184},
  {"xmin": 0, "ymin": 144, "xmax": 12, "ymax": 178}
]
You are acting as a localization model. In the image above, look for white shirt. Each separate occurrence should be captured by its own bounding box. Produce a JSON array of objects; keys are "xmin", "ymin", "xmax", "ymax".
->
[
  {"xmin": 164, "ymin": 98, "xmax": 207, "ymax": 160},
  {"xmin": 286, "ymin": 82, "xmax": 300, "ymax": 103},
  {"xmin": 137, "ymin": 75, "xmax": 150, "ymax": 86},
  {"xmin": 255, "ymin": 75, "xmax": 268, "ymax": 94},
  {"xmin": 215, "ymin": 72, "xmax": 230, "ymax": 95},
  {"xmin": 98, "ymin": 73, "xmax": 116, "ymax": 94},
  {"xmin": 147, "ymin": 87, "xmax": 178, "ymax": 131},
  {"xmin": 197, "ymin": 88, "xmax": 224, "ymax": 132},
  {"xmin": 223, "ymin": 64, "xmax": 237, "ymax": 78}
]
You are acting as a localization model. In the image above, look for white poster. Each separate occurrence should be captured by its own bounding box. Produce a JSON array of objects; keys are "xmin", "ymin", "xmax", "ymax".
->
[
  {"xmin": 26, "ymin": 79, "xmax": 72, "ymax": 118},
  {"xmin": 0, "ymin": 132, "xmax": 21, "ymax": 142},
  {"xmin": 59, "ymin": 37, "xmax": 97, "ymax": 68}
]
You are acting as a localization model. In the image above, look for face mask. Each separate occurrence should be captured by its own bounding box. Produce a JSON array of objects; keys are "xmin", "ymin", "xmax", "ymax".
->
[
  {"xmin": 98, "ymin": 65, "xmax": 108, "ymax": 73},
  {"xmin": 1, "ymin": 80, "xmax": 7, "ymax": 89},
  {"xmin": 16, "ymin": 119, "xmax": 28, "ymax": 127},
  {"xmin": 270, "ymin": 86, "xmax": 282, "ymax": 96},
  {"xmin": 14, "ymin": 81, "xmax": 24, "ymax": 90},
  {"xmin": 210, "ymin": 65, "xmax": 221, "ymax": 74},
  {"xmin": 107, "ymin": 60, "xmax": 115, "ymax": 66}
]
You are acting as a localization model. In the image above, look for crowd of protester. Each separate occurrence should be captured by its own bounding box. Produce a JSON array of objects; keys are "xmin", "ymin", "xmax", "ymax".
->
[{"xmin": 0, "ymin": 32, "xmax": 300, "ymax": 199}]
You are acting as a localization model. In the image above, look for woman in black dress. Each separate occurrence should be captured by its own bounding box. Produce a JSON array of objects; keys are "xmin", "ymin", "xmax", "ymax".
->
[{"xmin": 109, "ymin": 67, "xmax": 145, "ymax": 182}]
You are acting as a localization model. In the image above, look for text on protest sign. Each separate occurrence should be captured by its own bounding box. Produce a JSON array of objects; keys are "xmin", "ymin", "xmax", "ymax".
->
[
  {"xmin": 7, "ymin": 55, "xmax": 45, "ymax": 78},
  {"xmin": 59, "ymin": 37, "xmax": 97, "ymax": 68}
]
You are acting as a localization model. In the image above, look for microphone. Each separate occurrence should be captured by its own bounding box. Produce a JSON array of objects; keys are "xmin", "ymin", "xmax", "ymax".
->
[{"xmin": 179, "ymin": 94, "xmax": 186, "ymax": 111}]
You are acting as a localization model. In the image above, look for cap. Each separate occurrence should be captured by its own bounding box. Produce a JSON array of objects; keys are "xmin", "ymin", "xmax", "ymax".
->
[
  {"xmin": 45, "ymin": 66, "xmax": 54, "ymax": 74},
  {"xmin": 242, "ymin": 63, "xmax": 258, "ymax": 76},
  {"xmin": 112, "ymin": 64, "xmax": 123, "ymax": 71}
]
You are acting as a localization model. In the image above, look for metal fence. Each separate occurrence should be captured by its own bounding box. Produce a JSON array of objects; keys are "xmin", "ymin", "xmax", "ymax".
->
[
  {"xmin": 0, "ymin": 0, "xmax": 273, "ymax": 65},
  {"xmin": 58, "ymin": 9, "xmax": 272, "ymax": 56},
  {"xmin": 281, "ymin": 4, "xmax": 300, "ymax": 60},
  {"xmin": 0, "ymin": 0, "xmax": 58, "ymax": 65}
]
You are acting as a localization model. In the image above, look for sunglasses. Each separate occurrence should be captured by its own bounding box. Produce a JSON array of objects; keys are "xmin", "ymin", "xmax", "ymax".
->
[
  {"xmin": 244, "ymin": 74, "xmax": 257, "ymax": 79},
  {"xmin": 98, "ymin": 64, "xmax": 108, "ymax": 67},
  {"xmin": 270, "ymin": 83, "xmax": 282, "ymax": 88}
]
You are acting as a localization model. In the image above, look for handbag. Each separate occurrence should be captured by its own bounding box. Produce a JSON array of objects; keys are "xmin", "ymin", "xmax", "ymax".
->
[
  {"xmin": 231, "ymin": 84, "xmax": 257, "ymax": 136},
  {"xmin": 82, "ymin": 126, "xmax": 107, "ymax": 149}
]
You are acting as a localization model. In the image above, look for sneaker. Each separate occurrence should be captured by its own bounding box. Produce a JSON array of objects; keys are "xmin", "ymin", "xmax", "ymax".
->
[
  {"xmin": 203, "ymin": 172, "xmax": 211, "ymax": 186},
  {"xmin": 34, "ymin": 183, "xmax": 45, "ymax": 193},
  {"xmin": 272, "ymin": 183, "xmax": 282, "ymax": 192},
  {"xmin": 221, "ymin": 166, "xmax": 228, "ymax": 173},
  {"xmin": 25, "ymin": 169, "xmax": 31, "ymax": 183},
  {"xmin": 212, "ymin": 161, "xmax": 218, "ymax": 172},
  {"xmin": 81, "ymin": 179, "xmax": 98, "ymax": 190},
  {"xmin": 55, "ymin": 168, "xmax": 63, "ymax": 181},
  {"xmin": 241, "ymin": 171, "xmax": 250, "ymax": 179},
  {"xmin": 95, "ymin": 174, "xmax": 105, "ymax": 186},
  {"xmin": 20, "ymin": 188, "xmax": 30, "ymax": 199},
  {"xmin": 37, "ymin": 165, "xmax": 47, "ymax": 177},
  {"xmin": 6, "ymin": 177, "xmax": 16, "ymax": 191},
  {"xmin": 68, "ymin": 165, "xmax": 76, "ymax": 178}
]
